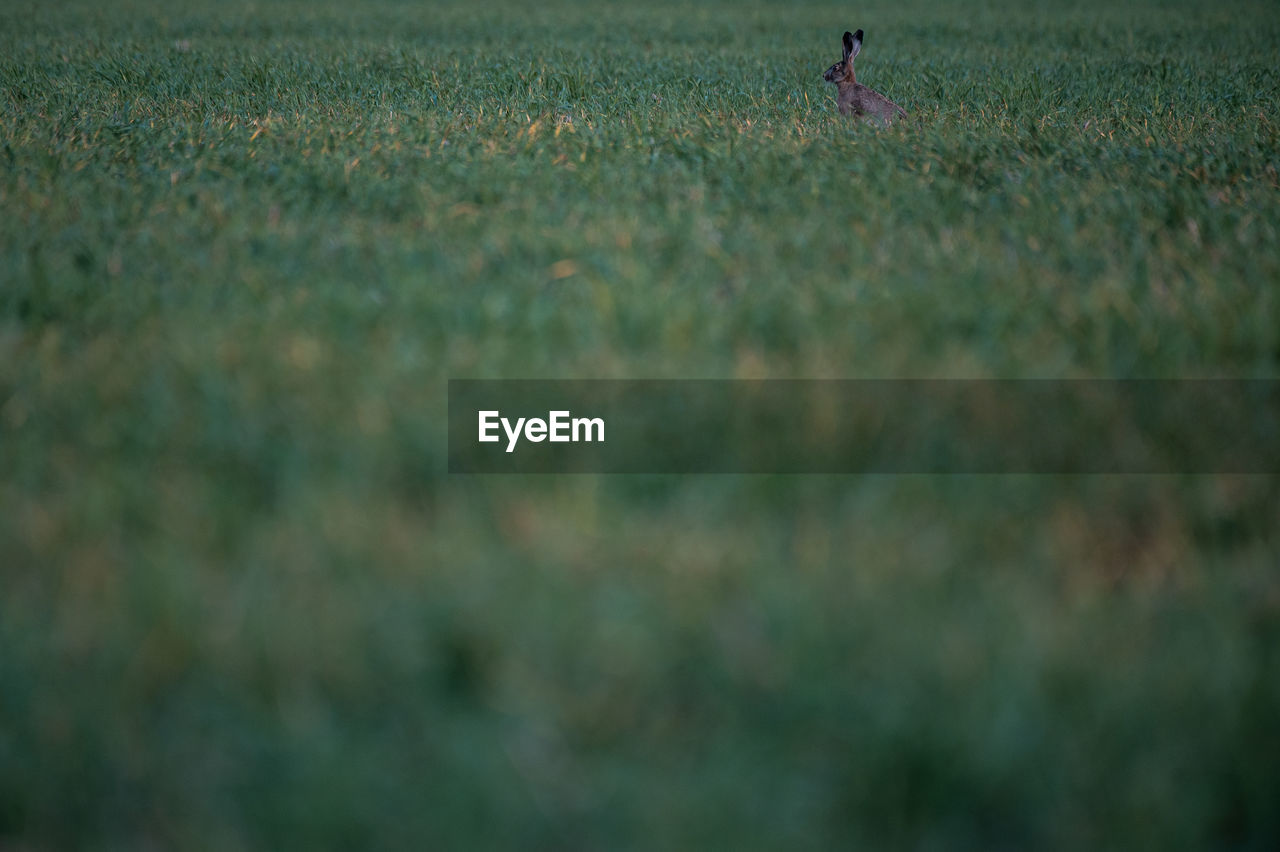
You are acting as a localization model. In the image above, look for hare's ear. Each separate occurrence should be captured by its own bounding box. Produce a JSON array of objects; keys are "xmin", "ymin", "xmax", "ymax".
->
[{"xmin": 845, "ymin": 30, "xmax": 863, "ymax": 61}]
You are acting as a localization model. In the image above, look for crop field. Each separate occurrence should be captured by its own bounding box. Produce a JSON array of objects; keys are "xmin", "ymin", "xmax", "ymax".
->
[{"xmin": 2, "ymin": 0, "xmax": 1279, "ymax": 847}]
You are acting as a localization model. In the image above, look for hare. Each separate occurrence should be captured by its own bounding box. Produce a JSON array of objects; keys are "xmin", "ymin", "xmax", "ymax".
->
[{"xmin": 823, "ymin": 29, "xmax": 907, "ymax": 124}]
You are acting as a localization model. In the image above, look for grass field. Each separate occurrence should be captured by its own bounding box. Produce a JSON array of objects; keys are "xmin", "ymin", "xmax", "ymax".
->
[{"xmin": 3, "ymin": 0, "xmax": 1279, "ymax": 848}]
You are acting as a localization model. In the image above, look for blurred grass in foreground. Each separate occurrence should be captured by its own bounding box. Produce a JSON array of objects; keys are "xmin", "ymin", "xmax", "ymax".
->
[{"xmin": 2, "ymin": 0, "xmax": 1279, "ymax": 848}]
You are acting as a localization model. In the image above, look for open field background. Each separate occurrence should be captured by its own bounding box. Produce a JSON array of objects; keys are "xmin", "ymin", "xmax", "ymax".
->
[{"xmin": 3, "ymin": 0, "xmax": 1279, "ymax": 847}]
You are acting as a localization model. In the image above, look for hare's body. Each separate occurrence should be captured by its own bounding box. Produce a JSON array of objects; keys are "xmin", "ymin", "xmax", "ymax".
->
[
  {"xmin": 834, "ymin": 80, "xmax": 906, "ymax": 123},
  {"xmin": 823, "ymin": 29, "xmax": 906, "ymax": 124}
]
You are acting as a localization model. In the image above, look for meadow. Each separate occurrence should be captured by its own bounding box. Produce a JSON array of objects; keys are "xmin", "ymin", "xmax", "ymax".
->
[{"xmin": 2, "ymin": 0, "xmax": 1279, "ymax": 847}]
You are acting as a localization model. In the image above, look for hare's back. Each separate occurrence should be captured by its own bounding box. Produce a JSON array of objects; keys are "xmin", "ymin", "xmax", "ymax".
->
[{"xmin": 855, "ymin": 84, "xmax": 905, "ymax": 120}]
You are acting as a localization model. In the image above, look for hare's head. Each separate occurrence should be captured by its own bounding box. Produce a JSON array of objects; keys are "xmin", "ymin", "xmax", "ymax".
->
[{"xmin": 823, "ymin": 29, "xmax": 862, "ymax": 84}]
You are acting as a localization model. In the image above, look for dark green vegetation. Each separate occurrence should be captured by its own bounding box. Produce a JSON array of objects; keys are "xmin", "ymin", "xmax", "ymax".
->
[{"xmin": 3, "ymin": 0, "xmax": 1279, "ymax": 847}]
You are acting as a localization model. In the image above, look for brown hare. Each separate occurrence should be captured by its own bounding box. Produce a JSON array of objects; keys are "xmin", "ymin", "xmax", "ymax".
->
[{"xmin": 823, "ymin": 29, "xmax": 907, "ymax": 124}]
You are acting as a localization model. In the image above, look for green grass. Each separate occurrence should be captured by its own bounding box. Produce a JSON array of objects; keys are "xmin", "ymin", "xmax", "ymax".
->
[{"xmin": 2, "ymin": 0, "xmax": 1279, "ymax": 848}]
